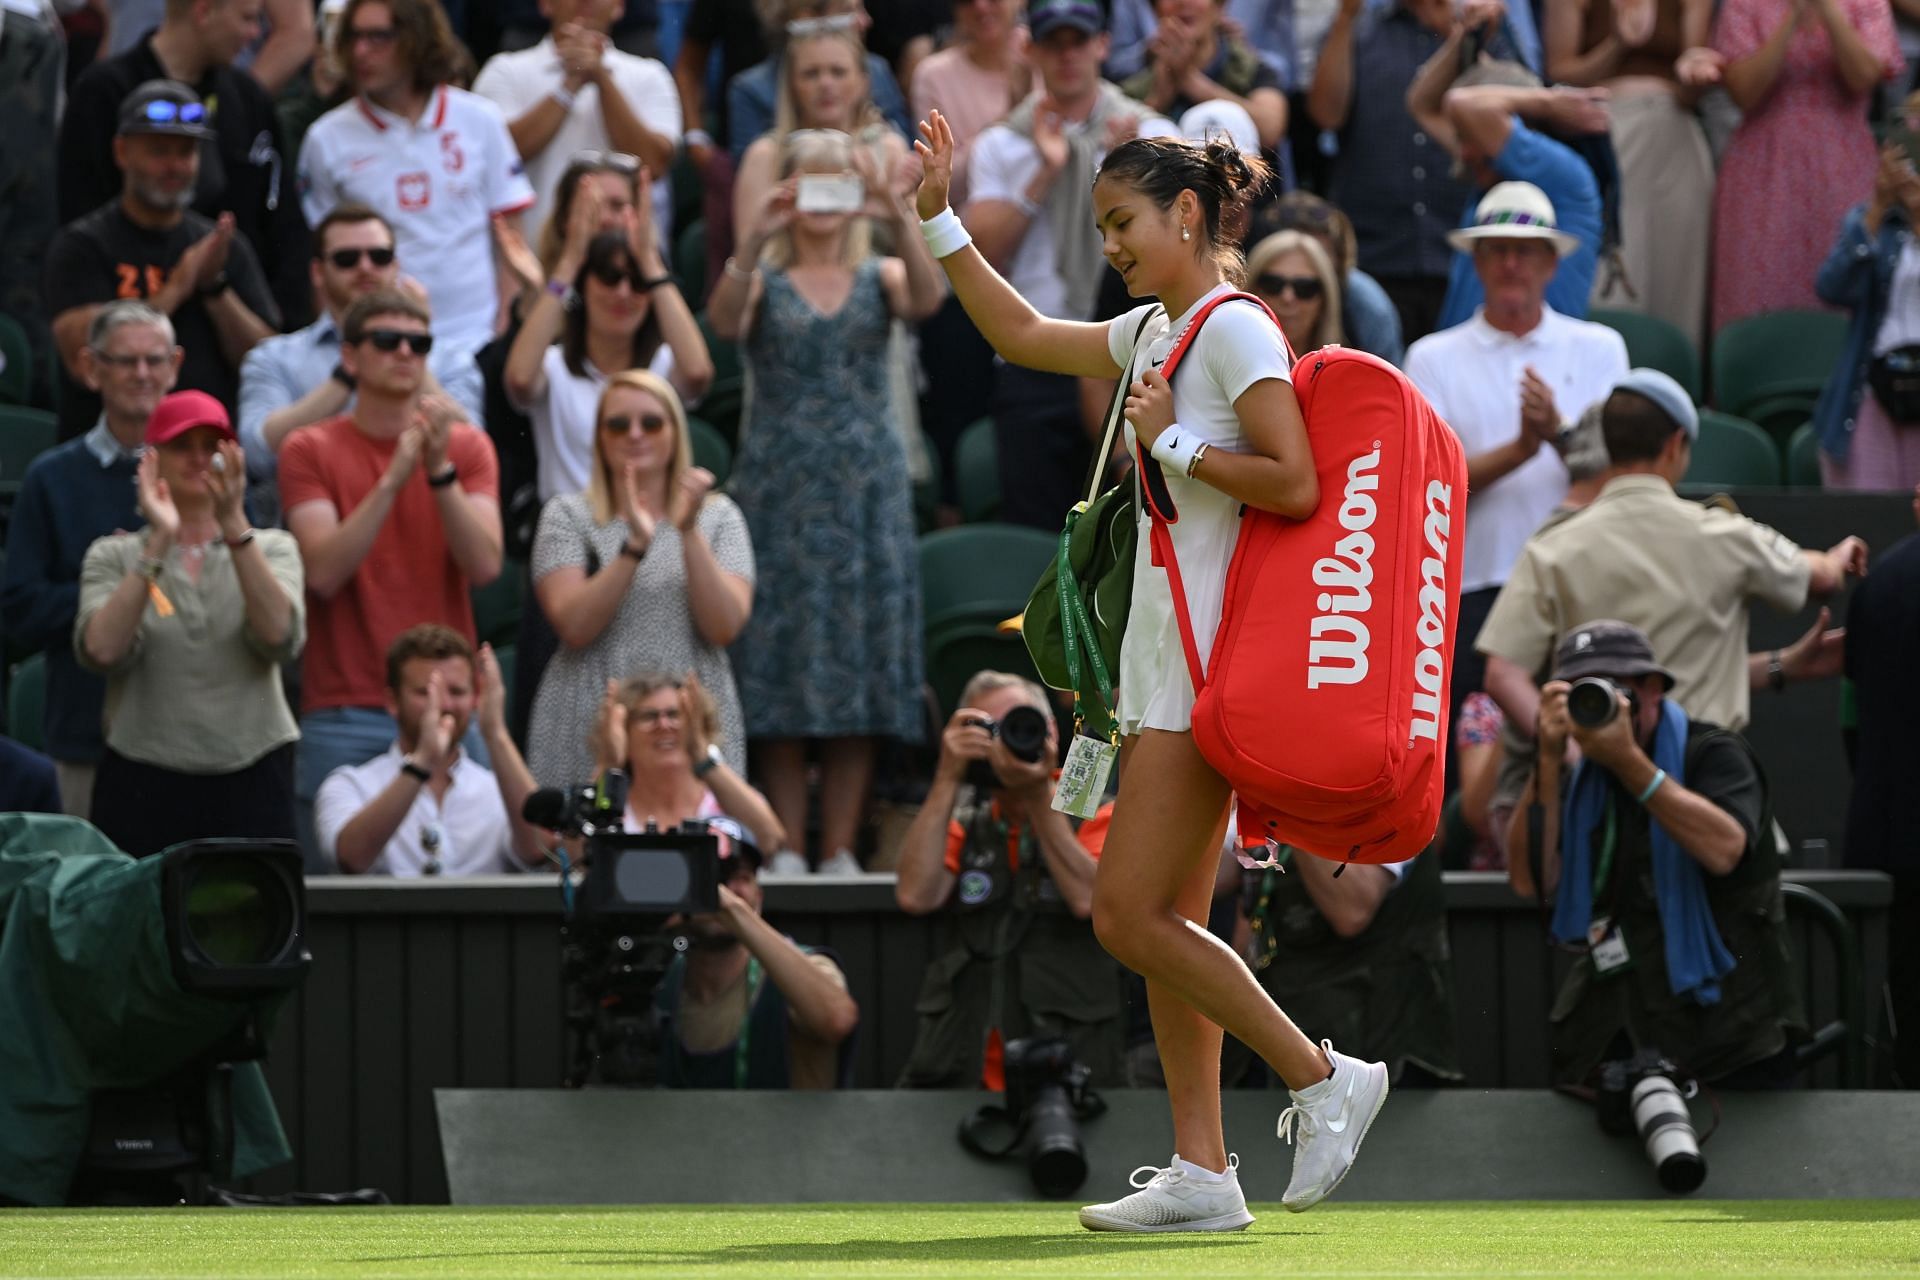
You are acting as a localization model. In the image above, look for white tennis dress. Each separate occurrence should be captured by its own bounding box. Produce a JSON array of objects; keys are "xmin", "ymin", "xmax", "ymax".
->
[{"xmin": 1109, "ymin": 284, "xmax": 1293, "ymax": 735}]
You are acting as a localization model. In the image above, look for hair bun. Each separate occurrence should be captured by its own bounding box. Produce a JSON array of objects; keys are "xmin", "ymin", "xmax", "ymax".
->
[{"xmin": 1202, "ymin": 136, "xmax": 1263, "ymax": 197}]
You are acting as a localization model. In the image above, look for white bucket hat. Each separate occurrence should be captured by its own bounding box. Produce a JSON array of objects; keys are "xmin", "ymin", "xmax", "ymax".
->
[
  {"xmin": 1137, "ymin": 101, "xmax": 1261, "ymax": 158},
  {"xmin": 1446, "ymin": 181, "xmax": 1580, "ymax": 259}
]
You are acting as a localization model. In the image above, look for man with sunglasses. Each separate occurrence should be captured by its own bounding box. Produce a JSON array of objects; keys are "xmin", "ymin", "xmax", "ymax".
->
[
  {"xmin": 238, "ymin": 202, "xmax": 485, "ymax": 525},
  {"xmin": 45, "ymin": 80, "xmax": 281, "ymax": 440},
  {"xmin": 279, "ymin": 288, "xmax": 505, "ymax": 865},
  {"xmin": 58, "ymin": 0, "xmax": 313, "ymax": 328},
  {"xmin": 473, "ymin": 0, "xmax": 682, "ymax": 245}
]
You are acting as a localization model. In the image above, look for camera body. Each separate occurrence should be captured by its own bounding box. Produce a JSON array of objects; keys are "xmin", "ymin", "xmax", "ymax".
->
[
  {"xmin": 1567, "ymin": 675, "xmax": 1640, "ymax": 730},
  {"xmin": 963, "ymin": 703, "xmax": 1051, "ymax": 791},
  {"xmin": 1596, "ymin": 1048, "xmax": 1706, "ymax": 1193},
  {"xmin": 961, "ymin": 1036, "xmax": 1104, "ymax": 1198}
]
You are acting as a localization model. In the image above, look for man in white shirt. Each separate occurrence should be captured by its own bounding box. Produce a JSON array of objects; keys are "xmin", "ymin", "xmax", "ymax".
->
[
  {"xmin": 966, "ymin": 0, "xmax": 1139, "ymax": 528},
  {"xmin": 297, "ymin": 0, "xmax": 536, "ymax": 356},
  {"xmin": 472, "ymin": 0, "xmax": 681, "ymax": 245},
  {"xmin": 318, "ymin": 623, "xmax": 548, "ymax": 876},
  {"xmin": 238, "ymin": 202, "xmax": 486, "ymax": 525},
  {"xmin": 1403, "ymin": 181, "xmax": 1627, "ymax": 781}
]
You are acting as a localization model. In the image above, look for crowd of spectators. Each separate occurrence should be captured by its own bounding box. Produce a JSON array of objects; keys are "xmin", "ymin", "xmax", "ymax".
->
[{"xmin": 0, "ymin": 0, "xmax": 1917, "ymax": 1095}]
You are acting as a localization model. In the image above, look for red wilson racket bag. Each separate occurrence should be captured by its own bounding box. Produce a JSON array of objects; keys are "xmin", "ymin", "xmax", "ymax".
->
[{"xmin": 1147, "ymin": 297, "xmax": 1468, "ymax": 864}]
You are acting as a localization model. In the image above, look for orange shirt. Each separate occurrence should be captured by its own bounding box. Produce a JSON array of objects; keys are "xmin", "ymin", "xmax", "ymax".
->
[{"xmin": 280, "ymin": 416, "xmax": 499, "ymax": 713}]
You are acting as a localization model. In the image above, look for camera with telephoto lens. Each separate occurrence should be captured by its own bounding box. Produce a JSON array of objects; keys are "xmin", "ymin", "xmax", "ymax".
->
[
  {"xmin": 1567, "ymin": 676, "xmax": 1640, "ymax": 730},
  {"xmin": 1596, "ymin": 1048, "xmax": 1707, "ymax": 1193},
  {"xmin": 963, "ymin": 704, "xmax": 1051, "ymax": 790},
  {"xmin": 958, "ymin": 1036, "xmax": 1107, "ymax": 1197}
]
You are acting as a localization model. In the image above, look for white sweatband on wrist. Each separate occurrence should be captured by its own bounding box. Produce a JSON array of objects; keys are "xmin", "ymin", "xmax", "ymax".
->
[
  {"xmin": 684, "ymin": 127, "xmax": 714, "ymax": 149},
  {"xmin": 1150, "ymin": 426, "xmax": 1204, "ymax": 477},
  {"xmin": 550, "ymin": 85, "xmax": 578, "ymax": 110},
  {"xmin": 919, "ymin": 207, "xmax": 973, "ymax": 258}
]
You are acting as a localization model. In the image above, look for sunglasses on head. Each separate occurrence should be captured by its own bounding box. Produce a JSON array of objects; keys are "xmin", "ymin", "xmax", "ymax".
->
[
  {"xmin": 568, "ymin": 149, "xmax": 642, "ymax": 176},
  {"xmin": 326, "ymin": 246, "xmax": 396, "ymax": 270},
  {"xmin": 139, "ymin": 99, "xmax": 207, "ymax": 126},
  {"xmin": 603, "ymin": 413, "xmax": 670, "ymax": 435},
  {"xmin": 362, "ymin": 328, "xmax": 433, "ymax": 355},
  {"xmin": 1254, "ymin": 273, "xmax": 1324, "ymax": 301}
]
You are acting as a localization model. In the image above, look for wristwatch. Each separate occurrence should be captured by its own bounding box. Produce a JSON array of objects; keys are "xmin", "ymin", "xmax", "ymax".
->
[
  {"xmin": 197, "ymin": 271, "xmax": 231, "ymax": 299},
  {"xmin": 400, "ymin": 757, "xmax": 432, "ymax": 783},
  {"xmin": 692, "ymin": 743, "xmax": 723, "ymax": 779},
  {"xmin": 427, "ymin": 464, "xmax": 459, "ymax": 488},
  {"xmin": 331, "ymin": 362, "xmax": 357, "ymax": 392}
]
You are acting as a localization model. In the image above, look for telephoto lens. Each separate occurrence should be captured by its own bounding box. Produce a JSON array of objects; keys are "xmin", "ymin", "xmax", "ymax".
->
[
  {"xmin": 1024, "ymin": 1083, "xmax": 1089, "ymax": 1198},
  {"xmin": 1566, "ymin": 677, "xmax": 1623, "ymax": 729},
  {"xmin": 995, "ymin": 705, "xmax": 1050, "ymax": 764},
  {"xmin": 1630, "ymin": 1074, "xmax": 1707, "ymax": 1193}
]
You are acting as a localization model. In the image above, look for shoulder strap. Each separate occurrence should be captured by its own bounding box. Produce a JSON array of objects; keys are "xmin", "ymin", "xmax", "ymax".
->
[
  {"xmin": 1140, "ymin": 291, "xmax": 1288, "ymax": 693},
  {"xmin": 1082, "ymin": 307, "xmax": 1164, "ymax": 506}
]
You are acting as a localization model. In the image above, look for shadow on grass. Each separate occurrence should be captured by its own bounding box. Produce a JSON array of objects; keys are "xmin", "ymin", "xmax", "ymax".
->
[
  {"xmin": 1659, "ymin": 1202, "xmax": 1920, "ymax": 1225},
  {"xmin": 354, "ymin": 1229, "xmax": 1311, "ymax": 1267}
]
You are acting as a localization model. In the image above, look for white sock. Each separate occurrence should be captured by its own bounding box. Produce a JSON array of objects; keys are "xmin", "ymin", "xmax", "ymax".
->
[{"xmin": 1173, "ymin": 1154, "xmax": 1230, "ymax": 1182}]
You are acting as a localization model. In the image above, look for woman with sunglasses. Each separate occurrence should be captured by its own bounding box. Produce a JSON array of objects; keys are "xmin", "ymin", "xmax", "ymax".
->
[
  {"xmin": 1245, "ymin": 230, "xmax": 1344, "ymax": 356},
  {"xmin": 76, "ymin": 391, "xmax": 305, "ymax": 858},
  {"xmin": 525, "ymin": 370, "xmax": 755, "ymax": 795},
  {"xmin": 709, "ymin": 126, "xmax": 945, "ymax": 876}
]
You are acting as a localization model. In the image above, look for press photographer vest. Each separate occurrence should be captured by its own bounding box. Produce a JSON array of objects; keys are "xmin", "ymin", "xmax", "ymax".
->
[
  {"xmin": 896, "ymin": 791, "xmax": 1127, "ymax": 1089},
  {"xmin": 655, "ymin": 949, "xmax": 801, "ymax": 1089},
  {"xmin": 1551, "ymin": 725, "xmax": 1806, "ymax": 1085},
  {"xmin": 1245, "ymin": 845, "xmax": 1461, "ymax": 1082}
]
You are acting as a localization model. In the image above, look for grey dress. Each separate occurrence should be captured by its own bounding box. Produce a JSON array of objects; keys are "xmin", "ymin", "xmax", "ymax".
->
[
  {"xmin": 526, "ymin": 491, "xmax": 756, "ymax": 789},
  {"xmin": 728, "ymin": 260, "xmax": 923, "ymax": 740}
]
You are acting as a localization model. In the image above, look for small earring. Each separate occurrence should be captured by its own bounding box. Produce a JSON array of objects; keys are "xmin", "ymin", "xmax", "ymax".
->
[{"xmin": 1182, "ymin": 226, "xmax": 1191, "ymax": 241}]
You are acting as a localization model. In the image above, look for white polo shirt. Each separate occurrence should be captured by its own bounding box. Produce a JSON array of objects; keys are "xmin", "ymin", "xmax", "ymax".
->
[
  {"xmin": 298, "ymin": 86, "xmax": 536, "ymax": 355},
  {"xmin": 472, "ymin": 38, "xmax": 682, "ymax": 246},
  {"xmin": 315, "ymin": 744, "xmax": 520, "ymax": 877},
  {"xmin": 1404, "ymin": 307, "xmax": 1628, "ymax": 593}
]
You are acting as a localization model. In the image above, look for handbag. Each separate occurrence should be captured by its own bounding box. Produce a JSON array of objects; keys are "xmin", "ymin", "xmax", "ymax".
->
[
  {"xmin": 1867, "ymin": 344, "xmax": 1920, "ymax": 424},
  {"xmin": 1022, "ymin": 309, "xmax": 1161, "ymax": 741}
]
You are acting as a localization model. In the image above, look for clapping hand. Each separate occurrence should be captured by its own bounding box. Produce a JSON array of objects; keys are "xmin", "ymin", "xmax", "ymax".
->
[
  {"xmin": 1777, "ymin": 606, "xmax": 1846, "ymax": 683},
  {"xmin": 136, "ymin": 449, "xmax": 180, "ymax": 549},
  {"xmin": 417, "ymin": 393, "xmax": 465, "ymax": 473},
  {"xmin": 492, "ymin": 213, "xmax": 545, "ymax": 297},
  {"xmin": 1031, "ymin": 99, "xmax": 1070, "ymax": 177},
  {"xmin": 589, "ymin": 677, "xmax": 630, "ymax": 774},
  {"xmin": 207, "ymin": 439, "xmax": 249, "ymax": 537},
  {"xmin": 670, "ymin": 465, "xmax": 715, "ymax": 533},
  {"xmin": 414, "ymin": 668, "xmax": 460, "ymax": 770},
  {"xmin": 385, "ymin": 422, "xmax": 427, "ymax": 491},
  {"xmin": 680, "ymin": 670, "xmax": 714, "ymax": 768},
  {"xmin": 1519, "ymin": 366, "xmax": 1561, "ymax": 448},
  {"xmin": 614, "ymin": 460, "xmax": 656, "ymax": 549},
  {"xmin": 475, "ymin": 642, "xmax": 508, "ymax": 739}
]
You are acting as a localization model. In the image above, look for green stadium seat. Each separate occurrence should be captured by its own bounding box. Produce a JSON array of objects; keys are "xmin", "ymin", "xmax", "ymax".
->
[
  {"xmin": 673, "ymin": 218, "xmax": 708, "ymax": 309},
  {"xmin": 1710, "ymin": 310, "xmax": 1845, "ymax": 428},
  {"xmin": 7, "ymin": 652, "xmax": 45, "ymax": 752},
  {"xmin": 471, "ymin": 571, "xmax": 524, "ymax": 650},
  {"xmin": 0, "ymin": 404, "xmax": 59, "ymax": 488},
  {"xmin": 0, "ymin": 314, "xmax": 33, "ymax": 406},
  {"xmin": 692, "ymin": 311, "xmax": 744, "ymax": 447},
  {"xmin": 1683, "ymin": 410, "xmax": 1782, "ymax": 489},
  {"xmin": 1786, "ymin": 423, "xmax": 1822, "ymax": 487},
  {"xmin": 918, "ymin": 524, "xmax": 1058, "ymax": 715},
  {"xmin": 954, "ymin": 416, "xmax": 999, "ymax": 523},
  {"xmin": 687, "ymin": 414, "xmax": 733, "ymax": 485},
  {"xmin": 1589, "ymin": 308, "xmax": 1701, "ymax": 403}
]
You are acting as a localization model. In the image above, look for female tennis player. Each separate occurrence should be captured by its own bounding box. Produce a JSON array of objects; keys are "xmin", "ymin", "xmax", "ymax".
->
[{"xmin": 912, "ymin": 110, "xmax": 1390, "ymax": 1230}]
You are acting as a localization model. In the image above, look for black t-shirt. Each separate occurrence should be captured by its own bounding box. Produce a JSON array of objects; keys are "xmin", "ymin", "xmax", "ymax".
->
[
  {"xmin": 865, "ymin": 0, "xmax": 947, "ymax": 68},
  {"xmin": 682, "ymin": 0, "xmax": 767, "ymax": 132},
  {"xmin": 1844, "ymin": 531, "xmax": 1920, "ymax": 875},
  {"xmin": 44, "ymin": 203, "xmax": 279, "ymax": 438},
  {"xmin": 56, "ymin": 36, "xmax": 312, "ymax": 328}
]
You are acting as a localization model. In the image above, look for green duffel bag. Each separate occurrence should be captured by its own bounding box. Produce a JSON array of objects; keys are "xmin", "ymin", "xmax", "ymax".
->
[{"xmin": 1021, "ymin": 309, "xmax": 1160, "ymax": 741}]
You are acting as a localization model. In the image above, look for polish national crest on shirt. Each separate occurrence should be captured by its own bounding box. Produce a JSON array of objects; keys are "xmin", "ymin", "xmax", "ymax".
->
[
  {"xmin": 397, "ymin": 170, "xmax": 431, "ymax": 211},
  {"xmin": 440, "ymin": 132, "xmax": 465, "ymax": 174}
]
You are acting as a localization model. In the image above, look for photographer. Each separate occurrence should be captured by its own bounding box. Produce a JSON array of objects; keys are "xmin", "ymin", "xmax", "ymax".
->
[
  {"xmin": 652, "ymin": 828, "xmax": 860, "ymax": 1089},
  {"xmin": 1506, "ymin": 622, "xmax": 1805, "ymax": 1090},
  {"xmin": 894, "ymin": 671, "xmax": 1126, "ymax": 1090}
]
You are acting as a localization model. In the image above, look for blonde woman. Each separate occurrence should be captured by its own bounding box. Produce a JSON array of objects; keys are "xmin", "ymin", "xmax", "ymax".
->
[
  {"xmin": 525, "ymin": 370, "xmax": 755, "ymax": 791},
  {"xmin": 708, "ymin": 126, "xmax": 945, "ymax": 875},
  {"xmin": 1246, "ymin": 230, "xmax": 1344, "ymax": 356}
]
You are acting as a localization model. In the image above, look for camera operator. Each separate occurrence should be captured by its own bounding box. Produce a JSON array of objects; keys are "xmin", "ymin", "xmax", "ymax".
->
[
  {"xmin": 1506, "ymin": 621, "xmax": 1805, "ymax": 1090},
  {"xmin": 652, "ymin": 826, "xmax": 860, "ymax": 1089},
  {"xmin": 894, "ymin": 671, "xmax": 1127, "ymax": 1089}
]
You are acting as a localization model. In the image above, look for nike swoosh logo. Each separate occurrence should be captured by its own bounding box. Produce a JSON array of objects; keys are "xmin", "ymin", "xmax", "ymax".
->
[{"xmin": 1325, "ymin": 1075, "xmax": 1358, "ymax": 1135}]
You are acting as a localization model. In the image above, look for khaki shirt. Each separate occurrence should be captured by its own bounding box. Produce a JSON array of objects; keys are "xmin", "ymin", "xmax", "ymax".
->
[{"xmin": 1475, "ymin": 474, "xmax": 1810, "ymax": 730}]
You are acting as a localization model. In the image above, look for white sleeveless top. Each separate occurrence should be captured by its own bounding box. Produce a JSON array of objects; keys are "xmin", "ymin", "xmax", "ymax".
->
[{"xmin": 1106, "ymin": 284, "xmax": 1293, "ymax": 734}]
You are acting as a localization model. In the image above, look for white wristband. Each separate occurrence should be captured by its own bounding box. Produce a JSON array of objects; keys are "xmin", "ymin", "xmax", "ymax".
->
[
  {"xmin": 1150, "ymin": 426, "xmax": 1205, "ymax": 477},
  {"xmin": 550, "ymin": 85, "xmax": 577, "ymax": 110},
  {"xmin": 919, "ymin": 206, "xmax": 973, "ymax": 258}
]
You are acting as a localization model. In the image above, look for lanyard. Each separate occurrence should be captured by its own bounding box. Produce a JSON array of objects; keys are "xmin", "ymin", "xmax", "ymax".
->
[
  {"xmin": 1057, "ymin": 515, "xmax": 1118, "ymax": 743},
  {"xmin": 733, "ymin": 956, "xmax": 762, "ymax": 1089},
  {"xmin": 1589, "ymin": 796, "xmax": 1619, "ymax": 914}
]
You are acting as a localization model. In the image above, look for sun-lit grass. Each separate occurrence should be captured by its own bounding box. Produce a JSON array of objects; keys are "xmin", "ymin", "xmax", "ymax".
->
[{"xmin": 4, "ymin": 1200, "xmax": 1919, "ymax": 1279}]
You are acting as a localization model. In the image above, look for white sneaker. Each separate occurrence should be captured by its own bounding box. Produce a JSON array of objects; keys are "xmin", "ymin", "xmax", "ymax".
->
[
  {"xmin": 1078, "ymin": 1156, "xmax": 1255, "ymax": 1233},
  {"xmin": 817, "ymin": 848, "xmax": 863, "ymax": 876},
  {"xmin": 1277, "ymin": 1039, "xmax": 1389, "ymax": 1212},
  {"xmin": 765, "ymin": 849, "xmax": 810, "ymax": 875}
]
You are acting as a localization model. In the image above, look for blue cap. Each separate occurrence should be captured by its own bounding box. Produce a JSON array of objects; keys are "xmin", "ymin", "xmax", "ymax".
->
[
  {"xmin": 1030, "ymin": 0, "xmax": 1104, "ymax": 38},
  {"xmin": 1612, "ymin": 367, "xmax": 1698, "ymax": 441}
]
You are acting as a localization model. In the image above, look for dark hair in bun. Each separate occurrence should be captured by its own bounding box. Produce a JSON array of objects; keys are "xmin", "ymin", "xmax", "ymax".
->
[{"xmin": 1096, "ymin": 135, "xmax": 1272, "ymax": 282}]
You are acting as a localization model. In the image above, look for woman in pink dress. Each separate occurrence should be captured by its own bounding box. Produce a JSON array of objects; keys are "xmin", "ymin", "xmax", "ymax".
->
[{"xmin": 1711, "ymin": 0, "xmax": 1899, "ymax": 333}]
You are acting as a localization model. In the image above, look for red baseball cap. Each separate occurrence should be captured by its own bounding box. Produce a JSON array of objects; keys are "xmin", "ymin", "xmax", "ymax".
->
[{"xmin": 145, "ymin": 390, "xmax": 237, "ymax": 447}]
